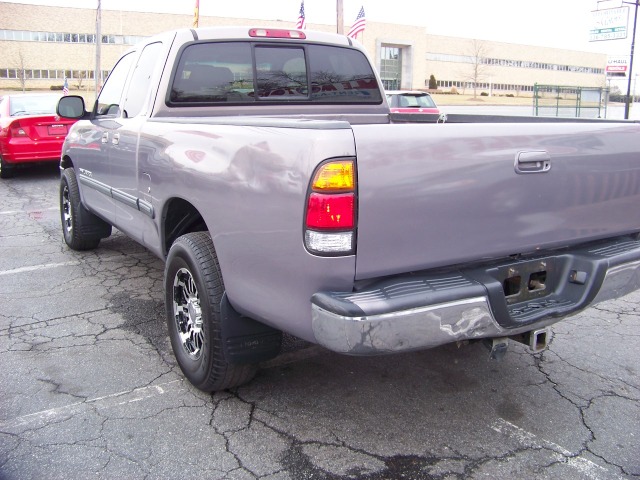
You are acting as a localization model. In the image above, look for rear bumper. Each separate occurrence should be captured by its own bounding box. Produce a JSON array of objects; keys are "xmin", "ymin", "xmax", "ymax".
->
[
  {"xmin": 311, "ymin": 235, "xmax": 640, "ymax": 355},
  {"xmin": 1, "ymin": 141, "xmax": 63, "ymax": 164}
]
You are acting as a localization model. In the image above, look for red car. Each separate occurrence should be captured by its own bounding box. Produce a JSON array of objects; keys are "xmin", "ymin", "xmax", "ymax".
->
[
  {"xmin": 0, "ymin": 93, "xmax": 77, "ymax": 178},
  {"xmin": 385, "ymin": 90, "xmax": 440, "ymax": 114}
]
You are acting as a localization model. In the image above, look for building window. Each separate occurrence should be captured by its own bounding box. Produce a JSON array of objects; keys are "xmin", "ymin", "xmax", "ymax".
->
[
  {"xmin": 380, "ymin": 45, "xmax": 401, "ymax": 90},
  {"xmin": 426, "ymin": 52, "xmax": 603, "ymax": 76},
  {"xmin": 0, "ymin": 29, "xmax": 145, "ymax": 46}
]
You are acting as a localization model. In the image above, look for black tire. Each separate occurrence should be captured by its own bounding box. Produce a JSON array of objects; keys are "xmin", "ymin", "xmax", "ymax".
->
[
  {"xmin": 60, "ymin": 168, "xmax": 112, "ymax": 250},
  {"xmin": 165, "ymin": 232, "xmax": 257, "ymax": 392},
  {"xmin": 0, "ymin": 156, "xmax": 14, "ymax": 179}
]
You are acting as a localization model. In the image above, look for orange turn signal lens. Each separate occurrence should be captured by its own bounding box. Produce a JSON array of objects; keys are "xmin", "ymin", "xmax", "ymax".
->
[{"xmin": 312, "ymin": 161, "xmax": 354, "ymax": 191}]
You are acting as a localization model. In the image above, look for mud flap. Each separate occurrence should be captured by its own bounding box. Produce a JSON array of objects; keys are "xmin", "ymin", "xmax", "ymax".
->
[{"xmin": 220, "ymin": 294, "xmax": 282, "ymax": 364}]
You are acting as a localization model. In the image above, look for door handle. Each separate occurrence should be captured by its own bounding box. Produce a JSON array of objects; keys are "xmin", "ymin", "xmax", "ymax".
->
[
  {"xmin": 515, "ymin": 150, "xmax": 551, "ymax": 174},
  {"xmin": 102, "ymin": 132, "xmax": 109, "ymax": 144},
  {"xmin": 112, "ymin": 133, "xmax": 120, "ymax": 145}
]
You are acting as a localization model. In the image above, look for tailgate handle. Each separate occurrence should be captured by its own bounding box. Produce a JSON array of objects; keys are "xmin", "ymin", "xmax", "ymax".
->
[{"xmin": 515, "ymin": 150, "xmax": 551, "ymax": 174}]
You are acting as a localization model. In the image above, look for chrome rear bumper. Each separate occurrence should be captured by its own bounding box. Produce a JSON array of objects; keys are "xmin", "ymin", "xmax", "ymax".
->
[{"xmin": 311, "ymin": 237, "xmax": 640, "ymax": 355}]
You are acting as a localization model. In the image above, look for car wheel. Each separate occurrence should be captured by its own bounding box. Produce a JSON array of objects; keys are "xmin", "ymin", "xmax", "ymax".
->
[
  {"xmin": 165, "ymin": 232, "xmax": 257, "ymax": 392},
  {"xmin": 60, "ymin": 168, "xmax": 112, "ymax": 250},
  {"xmin": 0, "ymin": 156, "xmax": 14, "ymax": 179}
]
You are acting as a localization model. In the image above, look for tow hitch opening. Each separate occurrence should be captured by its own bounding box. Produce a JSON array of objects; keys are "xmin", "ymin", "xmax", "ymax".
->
[{"xmin": 510, "ymin": 328, "xmax": 552, "ymax": 353}]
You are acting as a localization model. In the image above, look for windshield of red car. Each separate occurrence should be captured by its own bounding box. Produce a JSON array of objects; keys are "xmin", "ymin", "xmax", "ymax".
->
[{"xmin": 10, "ymin": 95, "xmax": 61, "ymax": 116}]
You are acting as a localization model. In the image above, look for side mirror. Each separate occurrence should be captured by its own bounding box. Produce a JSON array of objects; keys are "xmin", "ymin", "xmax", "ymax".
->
[{"xmin": 57, "ymin": 95, "xmax": 87, "ymax": 119}]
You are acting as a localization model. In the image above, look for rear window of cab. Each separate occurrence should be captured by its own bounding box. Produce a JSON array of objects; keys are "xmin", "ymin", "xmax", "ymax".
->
[{"xmin": 168, "ymin": 41, "xmax": 382, "ymax": 106}]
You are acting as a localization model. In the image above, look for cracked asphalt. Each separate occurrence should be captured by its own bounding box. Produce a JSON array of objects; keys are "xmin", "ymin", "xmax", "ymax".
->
[{"xmin": 0, "ymin": 165, "xmax": 638, "ymax": 480}]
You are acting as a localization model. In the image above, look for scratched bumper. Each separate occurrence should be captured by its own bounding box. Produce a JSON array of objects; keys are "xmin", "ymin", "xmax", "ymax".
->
[{"xmin": 311, "ymin": 236, "xmax": 640, "ymax": 355}]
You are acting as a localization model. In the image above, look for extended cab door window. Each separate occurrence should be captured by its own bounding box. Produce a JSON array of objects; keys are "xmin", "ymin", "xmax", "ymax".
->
[
  {"xmin": 122, "ymin": 42, "xmax": 163, "ymax": 118},
  {"xmin": 95, "ymin": 52, "xmax": 135, "ymax": 117}
]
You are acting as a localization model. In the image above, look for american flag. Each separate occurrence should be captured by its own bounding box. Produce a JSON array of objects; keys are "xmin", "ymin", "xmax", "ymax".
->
[
  {"xmin": 62, "ymin": 77, "xmax": 69, "ymax": 96},
  {"xmin": 295, "ymin": 1, "xmax": 306, "ymax": 30},
  {"xmin": 347, "ymin": 6, "xmax": 366, "ymax": 39}
]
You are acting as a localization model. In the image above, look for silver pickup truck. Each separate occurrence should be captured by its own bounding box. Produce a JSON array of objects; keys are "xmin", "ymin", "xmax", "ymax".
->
[{"xmin": 57, "ymin": 26, "xmax": 640, "ymax": 392}]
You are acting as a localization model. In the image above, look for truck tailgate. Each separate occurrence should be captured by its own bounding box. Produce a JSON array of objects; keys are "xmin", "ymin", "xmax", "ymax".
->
[{"xmin": 352, "ymin": 122, "xmax": 640, "ymax": 280}]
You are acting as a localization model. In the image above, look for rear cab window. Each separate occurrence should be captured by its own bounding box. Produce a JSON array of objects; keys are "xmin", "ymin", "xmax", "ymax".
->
[{"xmin": 168, "ymin": 41, "xmax": 382, "ymax": 106}]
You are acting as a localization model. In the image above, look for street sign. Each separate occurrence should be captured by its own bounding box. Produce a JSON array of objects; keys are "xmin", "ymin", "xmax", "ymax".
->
[
  {"xmin": 606, "ymin": 55, "xmax": 629, "ymax": 77},
  {"xmin": 590, "ymin": 6, "xmax": 630, "ymax": 41}
]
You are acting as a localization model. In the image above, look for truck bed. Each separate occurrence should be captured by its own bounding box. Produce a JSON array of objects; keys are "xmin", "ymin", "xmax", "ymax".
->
[{"xmin": 352, "ymin": 121, "xmax": 640, "ymax": 279}]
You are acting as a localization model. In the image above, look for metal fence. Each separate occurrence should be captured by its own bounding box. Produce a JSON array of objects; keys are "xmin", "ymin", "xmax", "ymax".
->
[{"xmin": 533, "ymin": 84, "xmax": 609, "ymax": 118}]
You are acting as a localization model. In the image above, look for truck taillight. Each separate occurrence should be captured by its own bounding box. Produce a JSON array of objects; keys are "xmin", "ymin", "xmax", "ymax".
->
[{"xmin": 304, "ymin": 159, "xmax": 356, "ymax": 255}]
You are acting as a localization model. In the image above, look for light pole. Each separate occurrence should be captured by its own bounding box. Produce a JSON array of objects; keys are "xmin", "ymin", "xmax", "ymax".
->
[
  {"xmin": 624, "ymin": 0, "xmax": 639, "ymax": 119},
  {"xmin": 95, "ymin": 0, "xmax": 102, "ymax": 96}
]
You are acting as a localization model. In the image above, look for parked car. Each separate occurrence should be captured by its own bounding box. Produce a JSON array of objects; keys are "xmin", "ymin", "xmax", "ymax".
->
[
  {"xmin": 385, "ymin": 90, "xmax": 440, "ymax": 114},
  {"xmin": 0, "ymin": 93, "xmax": 77, "ymax": 178}
]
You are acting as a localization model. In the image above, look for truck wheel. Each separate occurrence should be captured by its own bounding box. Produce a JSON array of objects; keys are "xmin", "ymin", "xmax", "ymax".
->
[
  {"xmin": 60, "ymin": 168, "xmax": 112, "ymax": 250},
  {"xmin": 0, "ymin": 156, "xmax": 14, "ymax": 179},
  {"xmin": 165, "ymin": 232, "xmax": 257, "ymax": 392}
]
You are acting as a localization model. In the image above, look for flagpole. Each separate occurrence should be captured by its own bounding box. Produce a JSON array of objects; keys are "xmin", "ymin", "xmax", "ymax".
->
[{"xmin": 337, "ymin": 0, "xmax": 344, "ymax": 34}]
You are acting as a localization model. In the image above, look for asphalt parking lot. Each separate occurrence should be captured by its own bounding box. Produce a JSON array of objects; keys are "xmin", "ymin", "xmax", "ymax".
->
[{"xmin": 0, "ymin": 165, "xmax": 638, "ymax": 479}]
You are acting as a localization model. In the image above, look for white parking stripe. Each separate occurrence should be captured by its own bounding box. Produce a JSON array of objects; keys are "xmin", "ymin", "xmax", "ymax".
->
[
  {"xmin": 0, "ymin": 261, "xmax": 80, "ymax": 276},
  {"xmin": 0, "ymin": 207, "xmax": 59, "ymax": 216},
  {"xmin": 0, "ymin": 380, "xmax": 185, "ymax": 431},
  {"xmin": 490, "ymin": 418, "xmax": 621, "ymax": 479}
]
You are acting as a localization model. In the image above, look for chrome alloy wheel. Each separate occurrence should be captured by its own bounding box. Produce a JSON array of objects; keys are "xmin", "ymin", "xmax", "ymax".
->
[
  {"xmin": 61, "ymin": 183, "xmax": 72, "ymax": 235},
  {"xmin": 172, "ymin": 268, "xmax": 204, "ymax": 360}
]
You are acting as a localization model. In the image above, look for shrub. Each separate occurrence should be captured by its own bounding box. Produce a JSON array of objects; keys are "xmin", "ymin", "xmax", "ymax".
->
[
  {"xmin": 428, "ymin": 74, "xmax": 437, "ymax": 90},
  {"xmin": 480, "ymin": 92, "xmax": 488, "ymax": 96},
  {"xmin": 506, "ymin": 93, "xmax": 515, "ymax": 97},
  {"xmin": 50, "ymin": 85, "xmax": 64, "ymax": 91}
]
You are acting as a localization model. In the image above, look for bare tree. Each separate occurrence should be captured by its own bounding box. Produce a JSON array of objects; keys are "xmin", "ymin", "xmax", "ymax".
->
[
  {"xmin": 75, "ymin": 71, "xmax": 87, "ymax": 90},
  {"xmin": 16, "ymin": 50, "xmax": 30, "ymax": 93},
  {"xmin": 462, "ymin": 39, "xmax": 491, "ymax": 99}
]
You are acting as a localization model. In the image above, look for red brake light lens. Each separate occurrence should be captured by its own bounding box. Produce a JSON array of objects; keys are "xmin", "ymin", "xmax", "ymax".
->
[{"xmin": 306, "ymin": 193, "xmax": 354, "ymax": 229}]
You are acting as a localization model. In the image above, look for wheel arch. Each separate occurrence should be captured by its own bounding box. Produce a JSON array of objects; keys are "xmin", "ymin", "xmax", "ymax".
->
[
  {"xmin": 60, "ymin": 154, "xmax": 74, "ymax": 170},
  {"xmin": 162, "ymin": 196, "xmax": 209, "ymax": 257}
]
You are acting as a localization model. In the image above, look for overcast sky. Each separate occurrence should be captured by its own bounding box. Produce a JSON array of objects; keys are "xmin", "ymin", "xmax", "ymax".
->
[{"xmin": 3, "ymin": 0, "xmax": 638, "ymax": 56}]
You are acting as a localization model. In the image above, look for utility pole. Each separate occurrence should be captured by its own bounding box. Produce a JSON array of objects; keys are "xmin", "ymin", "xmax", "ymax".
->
[
  {"xmin": 336, "ymin": 0, "xmax": 344, "ymax": 34},
  {"xmin": 95, "ymin": 0, "xmax": 102, "ymax": 96},
  {"xmin": 624, "ymin": 0, "xmax": 639, "ymax": 119}
]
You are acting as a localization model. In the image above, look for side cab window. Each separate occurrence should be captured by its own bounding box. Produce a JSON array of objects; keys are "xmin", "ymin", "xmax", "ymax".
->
[
  {"xmin": 95, "ymin": 52, "xmax": 135, "ymax": 118},
  {"xmin": 122, "ymin": 42, "xmax": 163, "ymax": 118}
]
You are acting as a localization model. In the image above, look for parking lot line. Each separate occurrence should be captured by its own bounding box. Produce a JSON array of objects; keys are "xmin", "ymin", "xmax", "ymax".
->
[
  {"xmin": 0, "ymin": 207, "xmax": 59, "ymax": 216},
  {"xmin": 490, "ymin": 418, "xmax": 621, "ymax": 479},
  {"xmin": 0, "ymin": 261, "xmax": 80, "ymax": 276},
  {"xmin": 0, "ymin": 380, "xmax": 186, "ymax": 431}
]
